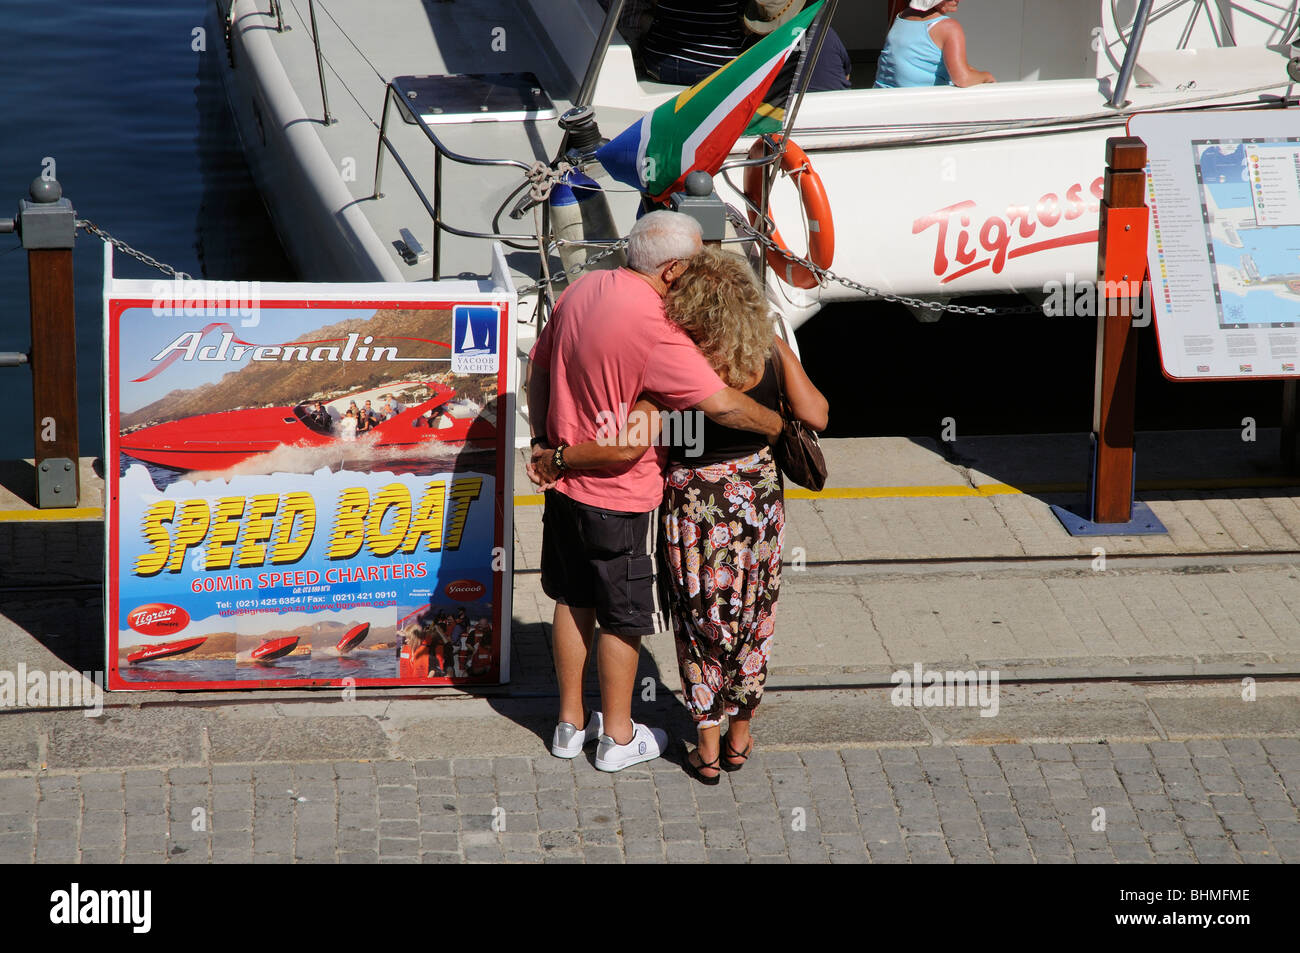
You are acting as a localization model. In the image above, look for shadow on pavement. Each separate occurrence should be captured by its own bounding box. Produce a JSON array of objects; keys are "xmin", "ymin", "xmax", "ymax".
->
[{"xmin": 488, "ymin": 605, "xmax": 695, "ymax": 771}]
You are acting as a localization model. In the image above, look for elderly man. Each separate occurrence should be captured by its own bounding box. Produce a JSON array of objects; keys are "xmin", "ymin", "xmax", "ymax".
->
[{"xmin": 527, "ymin": 210, "xmax": 783, "ymax": 772}]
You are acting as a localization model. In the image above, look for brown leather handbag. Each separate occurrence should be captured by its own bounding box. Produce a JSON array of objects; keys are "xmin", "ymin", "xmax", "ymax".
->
[{"xmin": 769, "ymin": 345, "xmax": 827, "ymax": 491}]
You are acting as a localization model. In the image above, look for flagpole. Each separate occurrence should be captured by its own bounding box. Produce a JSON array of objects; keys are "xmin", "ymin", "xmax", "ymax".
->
[
  {"xmin": 758, "ymin": 0, "xmax": 837, "ymax": 286},
  {"xmin": 776, "ymin": 0, "xmax": 837, "ymax": 158},
  {"xmin": 577, "ymin": 0, "xmax": 627, "ymax": 109},
  {"xmin": 549, "ymin": 0, "xmax": 626, "ymax": 176}
]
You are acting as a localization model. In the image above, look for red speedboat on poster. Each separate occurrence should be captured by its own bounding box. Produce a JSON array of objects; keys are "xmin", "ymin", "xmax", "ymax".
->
[
  {"xmin": 250, "ymin": 636, "xmax": 300, "ymax": 662},
  {"xmin": 126, "ymin": 636, "xmax": 208, "ymax": 665},
  {"xmin": 336, "ymin": 623, "xmax": 370, "ymax": 654},
  {"xmin": 119, "ymin": 381, "xmax": 495, "ymax": 473}
]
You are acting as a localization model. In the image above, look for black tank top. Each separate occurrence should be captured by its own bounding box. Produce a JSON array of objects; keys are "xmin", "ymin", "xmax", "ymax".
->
[{"xmin": 670, "ymin": 357, "xmax": 779, "ymax": 466}]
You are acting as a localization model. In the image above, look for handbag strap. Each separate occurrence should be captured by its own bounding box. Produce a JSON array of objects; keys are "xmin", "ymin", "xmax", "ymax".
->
[{"xmin": 769, "ymin": 342, "xmax": 790, "ymax": 418}]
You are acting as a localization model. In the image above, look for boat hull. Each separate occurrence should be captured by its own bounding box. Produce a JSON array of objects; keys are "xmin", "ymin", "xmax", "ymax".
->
[
  {"xmin": 250, "ymin": 636, "xmax": 300, "ymax": 662},
  {"xmin": 127, "ymin": 637, "xmax": 209, "ymax": 665},
  {"xmin": 213, "ymin": 1, "xmax": 1293, "ymax": 328},
  {"xmin": 120, "ymin": 385, "xmax": 493, "ymax": 473},
  {"xmin": 336, "ymin": 623, "xmax": 370, "ymax": 654}
]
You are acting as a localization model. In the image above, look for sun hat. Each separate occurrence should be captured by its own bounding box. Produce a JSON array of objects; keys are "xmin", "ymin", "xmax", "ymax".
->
[
  {"xmin": 743, "ymin": 0, "xmax": 807, "ymax": 35},
  {"xmin": 907, "ymin": 1, "xmax": 949, "ymax": 11}
]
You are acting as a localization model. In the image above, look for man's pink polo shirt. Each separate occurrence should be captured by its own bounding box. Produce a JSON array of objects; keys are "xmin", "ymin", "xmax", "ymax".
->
[{"xmin": 529, "ymin": 268, "xmax": 725, "ymax": 513}]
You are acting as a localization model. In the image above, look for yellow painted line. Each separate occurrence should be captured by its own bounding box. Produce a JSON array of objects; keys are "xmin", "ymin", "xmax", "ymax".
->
[
  {"xmin": 1015, "ymin": 478, "xmax": 1300, "ymax": 494},
  {"xmin": 0, "ymin": 506, "xmax": 104, "ymax": 522},
  {"xmin": 786, "ymin": 484, "xmax": 1022, "ymax": 500},
  {"xmin": 513, "ymin": 476, "xmax": 1300, "ymax": 505},
  {"xmin": 1135, "ymin": 477, "xmax": 1300, "ymax": 491},
  {"xmin": 512, "ymin": 485, "xmax": 1022, "ymax": 505}
]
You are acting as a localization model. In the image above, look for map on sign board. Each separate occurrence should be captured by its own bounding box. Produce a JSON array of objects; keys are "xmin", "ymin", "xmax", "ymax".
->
[
  {"xmin": 1129, "ymin": 111, "xmax": 1300, "ymax": 381},
  {"xmin": 1195, "ymin": 139, "xmax": 1300, "ymax": 329}
]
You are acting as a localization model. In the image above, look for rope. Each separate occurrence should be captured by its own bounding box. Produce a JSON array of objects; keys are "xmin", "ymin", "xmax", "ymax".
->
[{"xmin": 524, "ymin": 161, "xmax": 571, "ymax": 205}]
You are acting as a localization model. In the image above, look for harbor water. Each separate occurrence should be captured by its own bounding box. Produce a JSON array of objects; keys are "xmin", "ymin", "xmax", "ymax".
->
[{"xmin": 0, "ymin": 0, "xmax": 291, "ymax": 462}]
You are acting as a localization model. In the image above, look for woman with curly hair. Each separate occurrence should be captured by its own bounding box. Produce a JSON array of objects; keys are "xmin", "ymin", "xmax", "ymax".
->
[{"xmin": 531, "ymin": 247, "xmax": 827, "ymax": 783}]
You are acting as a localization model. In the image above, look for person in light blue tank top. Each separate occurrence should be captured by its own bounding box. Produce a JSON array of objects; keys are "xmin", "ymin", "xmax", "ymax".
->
[{"xmin": 874, "ymin": 0, "xmax": 995, "ymax": 89}]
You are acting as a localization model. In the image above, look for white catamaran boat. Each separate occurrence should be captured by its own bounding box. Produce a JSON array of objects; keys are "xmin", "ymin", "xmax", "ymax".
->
[{"xmin": 208, "ymin": 0, "xmax": 1299, "ymax": 394}]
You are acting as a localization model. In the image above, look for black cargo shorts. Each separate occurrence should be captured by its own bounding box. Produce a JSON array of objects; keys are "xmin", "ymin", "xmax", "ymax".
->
[{"xmin": 540, "ymin": 489, "xmax": 667, "ymax": 637}]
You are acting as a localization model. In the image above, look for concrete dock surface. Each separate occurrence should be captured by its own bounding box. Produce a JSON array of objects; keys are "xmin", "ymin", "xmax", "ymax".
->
[{"xmin": 2, "ymin": 431, "xmax": 1299, "ymax": 862}]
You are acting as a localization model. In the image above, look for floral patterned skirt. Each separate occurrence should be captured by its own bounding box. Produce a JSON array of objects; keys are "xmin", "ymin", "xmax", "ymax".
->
[{"xmin": 661, "ymin": 447, "xmax": 784, "ymax": 727}]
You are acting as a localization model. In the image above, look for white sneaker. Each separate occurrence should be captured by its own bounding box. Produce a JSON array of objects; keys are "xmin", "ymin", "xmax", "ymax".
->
[
  {"xmin": 594, "ymin": 722, "xmax": 667, "ymax": 772},
  {"xmin": 550, "ymin": 710, "xmax": 603, "ymax": 759}
]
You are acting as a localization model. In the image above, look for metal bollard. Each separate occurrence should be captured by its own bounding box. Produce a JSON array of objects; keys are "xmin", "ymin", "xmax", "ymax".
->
[{"xmin": 669, "ymin": 171, "xmax": 727, "ymax": 243}]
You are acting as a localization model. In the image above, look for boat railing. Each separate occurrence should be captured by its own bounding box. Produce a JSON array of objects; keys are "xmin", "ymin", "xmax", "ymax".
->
[
  {"xmin": 213, "ymin": 0, "xmax": 285, "ymax": 67},
  {"xmin": 304, "ymin": 0, "xmax": 333, "ymax": 125},
  {"xmin": 371, "ymin": 82, "xmax": 544, "ymax": 279},
  {"xmin": 1108, "ymin": 0, "xmax": 1155, "ymax": 108}
]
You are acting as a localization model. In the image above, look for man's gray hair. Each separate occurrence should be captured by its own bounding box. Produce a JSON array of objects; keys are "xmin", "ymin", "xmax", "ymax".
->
[{"xmin": 626, "ymin": 210, "xmax": 702, "ymax": 275}]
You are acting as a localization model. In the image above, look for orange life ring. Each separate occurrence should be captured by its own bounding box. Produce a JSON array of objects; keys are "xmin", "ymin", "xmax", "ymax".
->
[{"xmin": 744, "ymin": 136, "xmax": 835, "ymax": 289}]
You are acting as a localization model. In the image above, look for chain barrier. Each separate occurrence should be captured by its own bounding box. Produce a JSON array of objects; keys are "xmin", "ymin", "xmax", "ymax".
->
[
  {"xmin": 513, "ymin": 239, "xmax": 628, "ymax": 299},
  {"xmin": 75, "ymin": 219, "xmax": 193, "ymax": 280},
  {"xmin": 510, "ymin": 214, "xmax": 1044, "ymax": 315},
  {"xmin": 75, "ymin": 198, "xmax": 1043, "ymax": 318},
  {"xmin": 728, "ymin": 211, "xmax": 1044, "ymax": 316}
]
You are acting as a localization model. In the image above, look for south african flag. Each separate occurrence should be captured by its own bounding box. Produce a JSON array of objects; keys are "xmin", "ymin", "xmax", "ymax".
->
[{"xmin": 595, "ymin": 1, "xmax": 822, "ymax": 203}]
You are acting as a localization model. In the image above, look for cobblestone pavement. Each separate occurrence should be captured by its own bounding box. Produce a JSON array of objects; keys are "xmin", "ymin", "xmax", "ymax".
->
[{"xmin": 3, "ymin": 738, "xmax": 1297, "ymax": 864}]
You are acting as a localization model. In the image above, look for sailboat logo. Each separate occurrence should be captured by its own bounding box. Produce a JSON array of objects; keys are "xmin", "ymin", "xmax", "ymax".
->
[{"xmin": 452, "ymin": 305, "xmax": 500, "ymax": 374}]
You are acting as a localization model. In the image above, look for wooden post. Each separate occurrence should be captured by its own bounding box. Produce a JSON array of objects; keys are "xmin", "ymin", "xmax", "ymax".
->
[
  {"xmin": 20, "ymin": 177, "xmax": 80, "ymax": 507},
  {"xmin": 1283, "ymin": 380, "xmax": 1299, "ymax": 475},
  {"xmin": 1091, "ymin": 137, "xmax": 1148, "ymax": 524}
]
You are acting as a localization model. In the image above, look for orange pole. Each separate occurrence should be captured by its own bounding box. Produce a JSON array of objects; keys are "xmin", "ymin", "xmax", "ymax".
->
[{"xmin": 1091, "ymin": 137, "xmax": 1148, "ymax": 524}]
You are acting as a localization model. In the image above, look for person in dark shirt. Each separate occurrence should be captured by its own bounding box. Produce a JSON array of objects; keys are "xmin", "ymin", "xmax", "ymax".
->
[
  {"xmin": 743, "ymin": 0, "xmax": 851, "ymax": 92},
  {"xmin": 641, "ymin": 0, "xmax": 746, "ymax": 85},
  {"xmin": 314, "ymin": 402, "xmax": 333, "ymax": 432}
]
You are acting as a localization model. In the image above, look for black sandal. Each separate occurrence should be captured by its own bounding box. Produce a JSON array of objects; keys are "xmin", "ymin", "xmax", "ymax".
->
[
  {"xmin": 720, "ymin": 735, "xmax": 752, "ymax": 772},
  {"xmin": 684, "ymin": 745, "xmax": 722, "ymax": 786}
]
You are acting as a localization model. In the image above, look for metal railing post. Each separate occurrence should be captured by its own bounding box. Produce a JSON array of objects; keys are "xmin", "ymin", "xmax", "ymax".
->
[
  {"xmin": 1109, "ymin": 0, "xmax": 1155, "ymax": 108},
  {"xmin": 433, "ymin": 148, "xmax": 444, "ymax": 279},
  {"xmin": 17, "ymin": 176, "xmax": 80, "ymax": 508},
  {"xmin": 365, "ymin": 80, "xmax": 542, "ymax": 272},
  {"xmin": 372, "ymin": 86, "xmax": 393, "ymax": 199},
  {"xmin": 307, "ymin": 0, "xmax": 333, "ymax": 124}
]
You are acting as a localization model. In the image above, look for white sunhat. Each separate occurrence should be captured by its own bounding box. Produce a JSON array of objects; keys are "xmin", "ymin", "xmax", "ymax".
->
[{"xmin": 908, "ymin": 0, "xmax": 950, "ymax": 11}]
